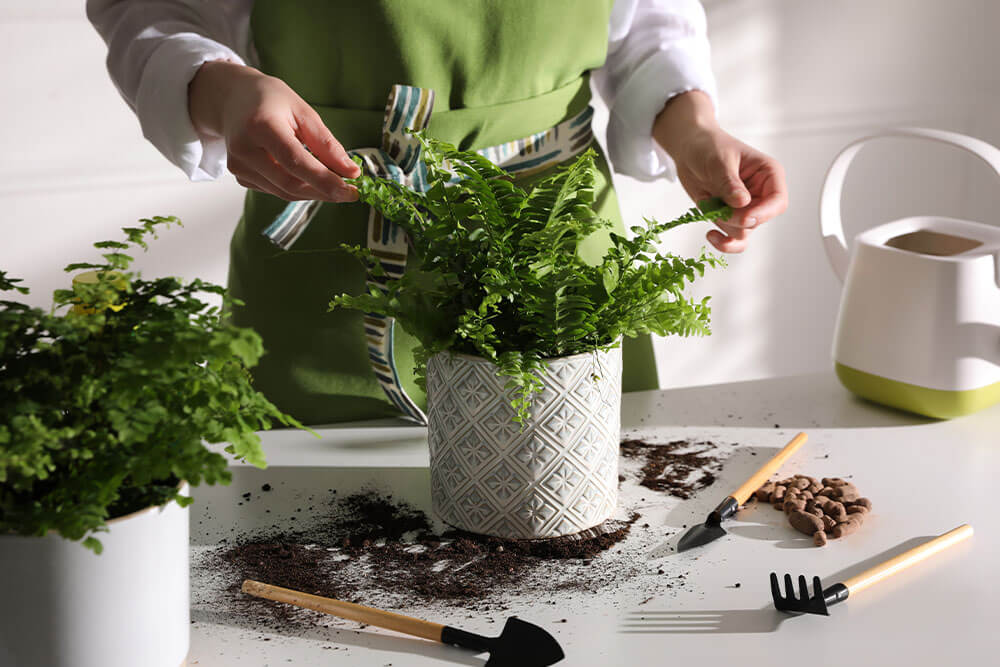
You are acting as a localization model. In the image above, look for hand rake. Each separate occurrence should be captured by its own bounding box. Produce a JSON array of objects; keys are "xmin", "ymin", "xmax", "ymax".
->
[{"xmin": 770, "ymin": 524, "xmax": 973, "ymax": 615}]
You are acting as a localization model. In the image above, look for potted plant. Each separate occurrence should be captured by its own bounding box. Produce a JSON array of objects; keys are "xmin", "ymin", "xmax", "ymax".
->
[
  {"xmin": 333, "ymin": 136, "xmax": 731, "ymax": 539},
  {"xmin": 0, "ymin": 217, "xmax": 301, "ymax": 667}
]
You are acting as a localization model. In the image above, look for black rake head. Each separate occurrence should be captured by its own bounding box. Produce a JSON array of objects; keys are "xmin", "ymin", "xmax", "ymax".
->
[{"xmin": 769, "ymin": 573, "xmax": 848, "ymax": 616}]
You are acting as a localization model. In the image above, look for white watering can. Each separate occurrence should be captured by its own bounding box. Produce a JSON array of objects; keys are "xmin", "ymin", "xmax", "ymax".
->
[{"xmin": 821, "ymin": 127, "xmax": 1000, "ymax": 418}]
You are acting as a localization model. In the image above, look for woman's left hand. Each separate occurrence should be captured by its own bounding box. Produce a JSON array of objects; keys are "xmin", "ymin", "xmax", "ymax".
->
[{"xmin": 653, "ymin": 91, "xmax": 788, "ymax": 253}]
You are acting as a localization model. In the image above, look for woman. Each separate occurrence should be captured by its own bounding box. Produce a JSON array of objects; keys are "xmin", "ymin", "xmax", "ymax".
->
[{"xmin": 88, "ymin": 0, "xmax": 787, "ymax": 425}]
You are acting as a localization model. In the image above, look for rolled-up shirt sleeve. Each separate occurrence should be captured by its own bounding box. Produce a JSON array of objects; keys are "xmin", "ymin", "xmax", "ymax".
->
[
  {"xmin": 593, "ymin": 0, "xmax": 718, "ymax": 182},
  {"xmin": 86, "ymin": 0, "xmax": 254, "ymax": 181}
]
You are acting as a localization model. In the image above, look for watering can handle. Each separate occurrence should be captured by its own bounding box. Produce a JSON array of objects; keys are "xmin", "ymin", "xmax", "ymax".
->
[{"xmin": 819, "ymin": 127, "xmax": 1000, "ymax": 282}]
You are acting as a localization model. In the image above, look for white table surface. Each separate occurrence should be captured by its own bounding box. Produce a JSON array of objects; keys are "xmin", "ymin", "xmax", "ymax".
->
[{"xmin": 187, "ymin": 372, "xmax": 998, "ymax": 666}]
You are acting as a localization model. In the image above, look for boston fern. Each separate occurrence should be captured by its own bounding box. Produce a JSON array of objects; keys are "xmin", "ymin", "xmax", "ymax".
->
[
  {"xmin": 0, "ymin": 217, "xmax": 302, "ymax": 552},
  {"xmin": 332, "ymin": 134, "xmax": 732, "ymax": 421}
]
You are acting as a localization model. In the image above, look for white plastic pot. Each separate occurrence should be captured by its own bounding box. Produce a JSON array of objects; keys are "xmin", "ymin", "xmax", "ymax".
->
[
  {"xmin": 427, "ymin": 347, "xmax": 621, "ymax": 539},
  {"xmin": 0, "ymin": 484, "xmax": 190, "ymax": 667}
]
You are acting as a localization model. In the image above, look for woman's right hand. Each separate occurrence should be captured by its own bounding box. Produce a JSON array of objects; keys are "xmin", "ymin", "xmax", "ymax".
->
[{"xmin": 188, "ymin": 60, "xmax": 360, "ymax": 202}]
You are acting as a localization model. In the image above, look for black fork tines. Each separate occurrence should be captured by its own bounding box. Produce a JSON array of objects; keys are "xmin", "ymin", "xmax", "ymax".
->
[{"xmin": 769, "ymin": 572, "xmax": 829, "ymax": 615}]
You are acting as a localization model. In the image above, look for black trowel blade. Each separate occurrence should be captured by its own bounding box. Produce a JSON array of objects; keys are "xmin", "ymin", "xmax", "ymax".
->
[
  {"xmin": 676, "ymin": 521, "xmax": 727, "ymax": 552},
  {"xmin": 484, "ymin": 617, "xmax": 564, "ymax": 666}
]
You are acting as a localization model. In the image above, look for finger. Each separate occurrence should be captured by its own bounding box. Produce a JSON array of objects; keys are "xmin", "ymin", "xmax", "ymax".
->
[
  {"xmin": 714, "ymin": 220, "xmax": 751, "ymax": 241},
  {"xmin": 230, "ymin": 154, "xmax": 321, "ymax": 202},
  {"xmin": 707, "ymin": 228, "xmax": 749, "ymax": 254},
  {"xmin": 229, "ymin": 157, "xmax": 293, "ymax": 198},
  {"xmin": 259, "ymin": 124, "xmax": 358, "ymax": 201},
  {"xmin": 295, "ymin": 106, "xmax": 361, "ymax": 179},
  {"xmin": 247, "ymin": 149, "xmax": 337, "ymax": 202},
  {"xmin": 233, "ymin": 173, "xmax": 272, "ymax": 195},
  {"xmin": 741, "ymin": 168, "xmax": 789, "ymax": 226},
  {"xmin": 711, "ymin": 155, "xmax": 752, "ymax": 209}
]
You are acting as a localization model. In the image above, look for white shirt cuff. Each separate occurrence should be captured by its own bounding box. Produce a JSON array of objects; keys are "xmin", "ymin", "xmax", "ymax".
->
[
  {"xmin": 605, "ymin": 45, "xmax": 717, "ymax": 182},
  {"xmin": 135, "ymin": 33, "xmax": 243, "ymax": 182}
]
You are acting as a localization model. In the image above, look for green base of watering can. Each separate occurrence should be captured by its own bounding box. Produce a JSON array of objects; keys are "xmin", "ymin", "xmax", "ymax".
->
[{"xmin": 836, "ymin": 363, "xmax": 1000, "ymax": 419}]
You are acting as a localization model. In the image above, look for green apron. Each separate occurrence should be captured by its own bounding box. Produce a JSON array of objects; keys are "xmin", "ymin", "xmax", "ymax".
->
[{"xmin": 229, "ymin": 0, "xmax": 660, "ymax": 425}]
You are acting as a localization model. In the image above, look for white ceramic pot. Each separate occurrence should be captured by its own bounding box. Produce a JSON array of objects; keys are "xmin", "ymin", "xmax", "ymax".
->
[
  {"xmin": 0, "ymin": 484, "xmax": 190, "ymax": 667},
  {"xmin": 427, "ymin": 346, "xmax": 621, "ymax": 539}
]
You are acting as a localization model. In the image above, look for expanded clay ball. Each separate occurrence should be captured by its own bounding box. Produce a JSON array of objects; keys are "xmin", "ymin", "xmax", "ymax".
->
[
  {"xmin": 816, "ymin": 498, "xmax": 846, "ymax": 521},
  {"xmin": 755, "ymin": 482, "xmax": 776, "ymax": 502},
  {"xmin": 789, "ymin": 510, "xmax": 824, "ymax": 536},
  {"xmin": 783, "ymin": 497, "xmax": 807, "ymax": 514},
  {"xmin": 832, "ymin": 515, "xmax": 864, "ymax": 538},
  {"xmin": 832, "ymin": 486, "xmax": 860, "ymax": 503}
]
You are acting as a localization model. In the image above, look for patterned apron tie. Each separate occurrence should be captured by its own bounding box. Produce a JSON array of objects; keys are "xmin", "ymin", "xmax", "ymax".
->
[{"xmin": 263, "ymin": 85, "xmax": 596, "ymax": 425}]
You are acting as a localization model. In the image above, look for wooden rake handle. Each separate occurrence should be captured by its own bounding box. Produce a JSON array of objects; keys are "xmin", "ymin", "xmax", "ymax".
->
[
  {"xmin": 842, "ymin": 524, "xmax": 974, "ymax": 594},
  {"xmin": 731, "ymin": 432, "xmax": 808, "ymax": 505},
  {"xmin": 241, "ymin": 580, "xmax": 445, "ymax": 642}
]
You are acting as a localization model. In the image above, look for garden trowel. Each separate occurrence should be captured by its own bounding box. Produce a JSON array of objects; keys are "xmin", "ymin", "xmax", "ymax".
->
[
  {"xmin": 677, "ymin": 432, "xmax": 808, "ymax": 552},
  {"xmin": 242, "ymin": 579, "xmax": 564, "ymax": 666}
]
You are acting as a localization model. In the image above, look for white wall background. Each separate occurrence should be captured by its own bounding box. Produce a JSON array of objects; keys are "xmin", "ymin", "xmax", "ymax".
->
[{"xmin": 3, "ymin": 0, "xmax": 999, "ymax": 390}]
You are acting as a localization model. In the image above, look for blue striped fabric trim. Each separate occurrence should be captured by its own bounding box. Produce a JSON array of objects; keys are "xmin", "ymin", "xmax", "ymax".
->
[{"xmin": 503, "ymin": 150, "xmax": 563, "ymax": 172}]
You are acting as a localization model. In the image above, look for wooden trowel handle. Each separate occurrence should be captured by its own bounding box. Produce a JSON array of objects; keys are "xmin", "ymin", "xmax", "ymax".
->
[
  {"xmin": 242, "ymin": 580, "xmax": 445, "ymax": 642},
  {"xmin": 842, "ymin": 524, "xmax": 974, "ymax": 594},
  {"xmin": 731, "ymin": 432, "xmax": 808, "ymax": 505}
]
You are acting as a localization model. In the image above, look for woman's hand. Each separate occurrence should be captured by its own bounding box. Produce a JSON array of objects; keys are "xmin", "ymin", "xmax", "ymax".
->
[
  {"xmin": 653, "ymin": 91, "xmax": 788, "ymax": 253},
  {"xmin": 188, "ymin": 61, "xmax": 360, "ymax": 202}
]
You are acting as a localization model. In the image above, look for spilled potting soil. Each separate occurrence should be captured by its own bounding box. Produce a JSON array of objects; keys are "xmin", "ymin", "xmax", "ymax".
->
[
  {"xmin": 214, "ymin": 492, "xmax": 640, "ymax": 627},
  {"xmin": 620, "ymin": 437, "xmax": 723, "ymax": 498},
  {"xmin": 195, "ymin": 435, "xmax": 736, "ymax": 631}
]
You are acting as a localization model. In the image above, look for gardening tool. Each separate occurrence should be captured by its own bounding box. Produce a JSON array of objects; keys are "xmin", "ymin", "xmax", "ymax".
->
[
  {"xmin": 677, "ymin": 432, "xmax": 808, "ymax": 552},
  {"xmin": 770, "ymin": 523, "xmax": 973, "ymax": 615},
  {"xmin": 241, "ymin": 580, "xmax": 564, "ymax": 666},
  {"xmin": 821, "ymin": 127, "xmax": 1000, "ymax": 418}
]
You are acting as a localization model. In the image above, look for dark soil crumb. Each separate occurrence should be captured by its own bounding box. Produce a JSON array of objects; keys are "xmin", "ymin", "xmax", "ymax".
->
[
  {"xmin": 214, "ymin": 492, "xmax": 639, "ymax": 628},
  {"xmin": 619, "ymin": 438, "xmax": 723, "ymax": 499}
]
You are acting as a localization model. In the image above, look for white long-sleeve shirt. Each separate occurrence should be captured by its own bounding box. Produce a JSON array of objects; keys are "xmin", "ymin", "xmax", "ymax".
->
[{"xmin": 87, "ymin": 0, "xmax": 716, "ymax": 183}]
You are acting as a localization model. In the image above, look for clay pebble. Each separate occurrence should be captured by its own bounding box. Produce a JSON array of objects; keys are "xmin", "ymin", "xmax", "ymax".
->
[
  {"xmin": 755, "ymin": 482, "xmax": 776, "ymax": 502},
  {"xmin": 832, "ymin": 516, "xmax": 864, "ymax": 538},
  {"xmin": 789, "ymin": 509, "xmax": 824, "ymax": 536},
  {"xmin": 783, "ymin": 497, "xmax": 806, "ymax": 514}
]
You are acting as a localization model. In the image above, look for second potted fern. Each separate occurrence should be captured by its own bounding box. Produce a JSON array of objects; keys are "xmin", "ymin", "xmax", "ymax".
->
[{"xmin": 334, "ymin": 137, "xmax": 730, "ymax": 538}]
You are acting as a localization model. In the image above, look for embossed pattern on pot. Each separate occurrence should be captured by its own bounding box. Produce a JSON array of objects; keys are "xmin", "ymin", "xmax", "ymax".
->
[{"xmin": 427, "ymin": 347, "xmax": 622, "ymax": 539}]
